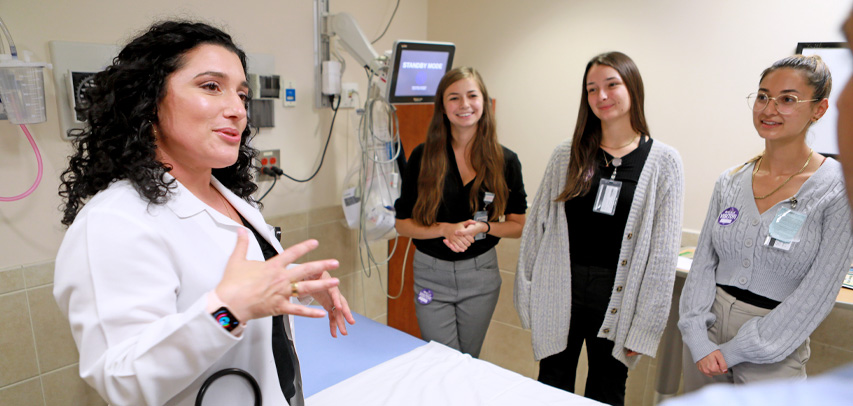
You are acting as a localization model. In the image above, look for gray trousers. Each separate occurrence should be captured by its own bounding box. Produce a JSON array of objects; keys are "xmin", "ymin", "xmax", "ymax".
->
[
  {"xmin": 412, "ymin": 248, "xmax": 501, "ymax": 358},
  {"xmin": 682, "ymin": 287, "xmax": 810, "ymax": 393}
]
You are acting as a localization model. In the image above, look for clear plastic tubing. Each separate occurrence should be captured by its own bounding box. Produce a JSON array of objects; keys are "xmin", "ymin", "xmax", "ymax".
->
[
  {"xmin": 0, "ymin": 124, "xmax": 43, "ymax": 201},
  {"xmin": 0, "ymin": 16, "xmax": 17, "ymax": 57}
]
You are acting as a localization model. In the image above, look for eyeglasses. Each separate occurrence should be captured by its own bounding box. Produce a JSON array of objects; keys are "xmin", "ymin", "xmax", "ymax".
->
[{"xmin": 746, "ymin": 92, "xmax": 818, "ymax": 115}]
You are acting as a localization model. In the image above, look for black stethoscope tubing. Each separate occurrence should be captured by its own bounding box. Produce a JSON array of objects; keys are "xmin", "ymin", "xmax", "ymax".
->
[{"xmin": 195, "ymin": 368, "xmax": 261, "ymax": 406}]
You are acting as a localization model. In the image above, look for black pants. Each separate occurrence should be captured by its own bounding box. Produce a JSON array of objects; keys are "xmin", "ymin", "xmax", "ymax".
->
[{"xmin": 537, "ymin": 264, "xmax": 628, "ymax": 406}]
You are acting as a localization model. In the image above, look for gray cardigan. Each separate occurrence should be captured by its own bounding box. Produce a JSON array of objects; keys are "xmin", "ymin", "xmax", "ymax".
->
[
  {"xmin": 679, "ymin": 159, "xmax": 853, "ymax": 368},
  {"xmin": 514, "ymin": 138, "xmax": 684, "ymax": 367}
]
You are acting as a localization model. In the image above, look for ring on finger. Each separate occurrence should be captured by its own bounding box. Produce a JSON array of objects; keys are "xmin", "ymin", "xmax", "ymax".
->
[
  {"xmin": 290, "ymin": 282, "xmax": 299, "ymax": 297},
  {"xmin": 331, "ymin": 306, "xmax": 337, "ymax": 312}
]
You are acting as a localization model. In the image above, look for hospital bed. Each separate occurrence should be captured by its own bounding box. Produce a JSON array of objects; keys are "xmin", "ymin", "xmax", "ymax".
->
[{"xmin": 295, "ymin": 309, "xmax": 603, "ymax": 405}]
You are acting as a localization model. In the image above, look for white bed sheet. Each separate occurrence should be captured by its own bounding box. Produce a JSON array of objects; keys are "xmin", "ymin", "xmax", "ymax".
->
[{"xmin": 307, "ymin": 341, "xmax": 603, "ymax": 406}]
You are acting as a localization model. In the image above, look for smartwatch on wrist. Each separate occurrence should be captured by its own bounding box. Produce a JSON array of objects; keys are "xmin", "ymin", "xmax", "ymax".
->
[
  {"xmin": 208, "ymin": 291, "xmax": 245, "ymax": 336},
  {"xmin": 212, "ymin": 307, "xmax": 241, "ymax": 332}
]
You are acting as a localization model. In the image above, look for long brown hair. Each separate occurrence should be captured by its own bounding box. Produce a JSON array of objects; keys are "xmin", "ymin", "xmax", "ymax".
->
[
  {"xmin": 412, "ymin": 67, "xmax": 507, "ymax": 226},
  {"xmin": 557, "ymin": 52, "xmax": 649, "ymax": 201}
]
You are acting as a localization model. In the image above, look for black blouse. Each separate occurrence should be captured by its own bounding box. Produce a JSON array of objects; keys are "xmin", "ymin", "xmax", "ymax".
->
[
  {"xmin": 395, "ymin": 142, "xmax": 527, "ymax": 261},
  {"xmin": 565, "ymin": 136, "xmax": 652, "ymax": 269},
  {"xmin": 238, "ymin": 215, "xmax": 299, "ymax": 402}
]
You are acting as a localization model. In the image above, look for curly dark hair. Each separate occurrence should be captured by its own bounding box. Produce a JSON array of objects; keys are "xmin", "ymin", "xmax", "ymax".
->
[{"xmin": 59, "ymin": 20, "xmax": 259, "ymax": 226}]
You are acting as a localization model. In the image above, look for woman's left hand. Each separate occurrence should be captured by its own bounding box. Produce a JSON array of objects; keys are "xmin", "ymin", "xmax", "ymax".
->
[
  {"xmin": 308, "ymin": 270, "xmax": 356, "ymax": 337},
  {"xmin": 455, "ymin": 220, "xmax": 488, "ymax": 238},
  {"xmin": 626, "ymin": 349, "xmax": 639, "ymax": 357}
]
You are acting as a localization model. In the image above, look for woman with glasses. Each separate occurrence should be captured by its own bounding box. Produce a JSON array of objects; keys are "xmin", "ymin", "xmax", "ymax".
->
[
  {"xmin": 678, "ymin": 54, "xmax": 853, "ymax": 392},
  {"xmin": 514, "ymin": 52, "xmax": 683, "ymax": 405}
]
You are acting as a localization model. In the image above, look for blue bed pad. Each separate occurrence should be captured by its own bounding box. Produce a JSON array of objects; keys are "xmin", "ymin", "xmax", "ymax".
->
[{"xmin": 294, "ymin": 307, "xmax": 426, "ymax": 397}]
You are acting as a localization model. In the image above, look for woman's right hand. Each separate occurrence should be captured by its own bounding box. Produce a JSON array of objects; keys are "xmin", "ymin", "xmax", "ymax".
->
[
  {"xmin": 215, "ymin": 229, "xmax": 341, "ymax": 322},
  {"xmin": 696, "ymin": 350, "xmax": 728, "ymax": 377},
  {"xmin": 441, "ymin": 221, "xmax": 476, "ymax": 253}
]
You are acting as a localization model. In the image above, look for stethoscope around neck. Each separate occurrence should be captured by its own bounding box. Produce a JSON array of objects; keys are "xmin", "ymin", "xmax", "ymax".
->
[{"xmin": 196, "ymin": 368, "xmax": 261, "ymax": 406}]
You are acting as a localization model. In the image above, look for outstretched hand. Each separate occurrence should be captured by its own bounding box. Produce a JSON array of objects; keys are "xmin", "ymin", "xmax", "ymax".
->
[
  {"xmin": 309, "ymin": 270, "xmax": 356, "ymax": 337},
  {"xmin": 215, "ymin": 229, "xmax": 341, "ymax": 322}
]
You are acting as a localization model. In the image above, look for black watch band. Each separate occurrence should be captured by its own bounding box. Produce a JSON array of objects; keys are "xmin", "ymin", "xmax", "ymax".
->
[{"xmin": 212, "ymin": 306, "xmax": 241, "ymax": 332}]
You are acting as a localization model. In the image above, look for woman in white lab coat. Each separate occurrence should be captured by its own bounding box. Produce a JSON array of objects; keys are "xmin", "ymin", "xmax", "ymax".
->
[{"xmin": 55, "ymin": 20, "xmax": 354, "ymax": 406}]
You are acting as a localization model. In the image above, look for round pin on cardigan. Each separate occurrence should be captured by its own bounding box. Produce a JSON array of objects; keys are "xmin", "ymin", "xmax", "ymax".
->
[
  {"xmin": 417, "ymin": 288, "xmax": 434, "ymax": 305},
  {"xmin": 717, "ymin": 207, "xmax": 739, "ymax": 226}
]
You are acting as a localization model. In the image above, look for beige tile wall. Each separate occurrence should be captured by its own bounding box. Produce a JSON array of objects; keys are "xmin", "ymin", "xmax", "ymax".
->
[
  {"xmin": 0, "ymin": 262, "xmax": 105, "ymax": 406},
  {"xmin": 807, "ymin": 307, "xmax": 853, "ymax": 375},
  {"xmin": 266, "ymin": 206, "xmax": 388, "ymax": 323},
  {"xmin": 0, "ymin": 205, "xmax": 385, "ymax": 406}
]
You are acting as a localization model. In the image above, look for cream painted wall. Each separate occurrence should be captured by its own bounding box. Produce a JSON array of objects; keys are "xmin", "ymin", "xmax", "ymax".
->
[
  {"xmin": 0, "ymin": 0, "xmax": 425, "ymax": 268},
  {"xmin": 427, "ymin": 0, "xmax": 853, "ymax": 231}
]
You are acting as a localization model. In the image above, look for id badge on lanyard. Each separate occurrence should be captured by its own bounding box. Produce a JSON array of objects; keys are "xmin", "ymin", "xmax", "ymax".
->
[
  {"xmin": 593, "ymin": 179, "xmax": 622, "ymax": 215},
  {"xmin": 764, "ymin": 197, "xmax": 806, "ymax": 251},
  {"xmin": 474, "ymin": 192, "xmax": 495, "ymax": 240},
  {"xmin": 593, "ymin": 157, "xmax": 622, "ymax": 216}
]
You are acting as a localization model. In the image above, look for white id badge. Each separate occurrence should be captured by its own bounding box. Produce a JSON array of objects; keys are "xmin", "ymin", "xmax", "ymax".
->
[
  {"xmin": 764, "ymin": 207, "xmax": 806, "ymax": 251},
  {"xmin": 593, "ymin": 179, "xmax": 622, "ymax": 216},
  {"xmin": 764, "ymin": 236, "xmax": 793, "ymax": 251},
  {"xmin": 484, "ymin": 192, "xmax": 495, "ymax": 205},
  {"xmin": 473, "ymin": 210, "xmax": 488, "ymax": 240}
]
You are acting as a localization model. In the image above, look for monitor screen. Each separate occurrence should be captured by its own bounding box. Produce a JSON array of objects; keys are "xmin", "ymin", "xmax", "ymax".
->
[
  {"xmin": 796, "ymin": 42, "xmax": 849, "ymax": 156},
  {"xmin": 386, "ymin": 41, "xmax": 455, "ymax": 104}
]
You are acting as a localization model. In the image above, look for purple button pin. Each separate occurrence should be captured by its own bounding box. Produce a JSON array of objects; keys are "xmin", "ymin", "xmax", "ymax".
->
[
  {"xmin": 417, "ymin": 288, "xmax": 433, "ymax": 305},
  {"xmin": 717, "ymin": 207, "xmax": 739, "ymax": 226}
]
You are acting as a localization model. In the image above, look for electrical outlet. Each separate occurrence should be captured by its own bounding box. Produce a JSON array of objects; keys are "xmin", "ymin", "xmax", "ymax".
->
[
  {"xmin": 257, "ymin": 149, "xmax": 281, "ymax": 181},
  {"xmin": 340, "ymin": 82, "xmax": 359, "ymax": 109}
]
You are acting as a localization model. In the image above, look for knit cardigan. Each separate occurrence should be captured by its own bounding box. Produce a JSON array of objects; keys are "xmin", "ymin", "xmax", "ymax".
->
[
  {"xmin": 679, "ymin": 159, "xmax": 853, "ymax": 368},
  {"xmin": 514, "ymin": 138, "xmax": 684, "ymax": 368}
]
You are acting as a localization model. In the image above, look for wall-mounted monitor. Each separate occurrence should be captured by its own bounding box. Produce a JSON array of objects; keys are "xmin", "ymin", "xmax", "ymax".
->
[
  {"xmin": 796, "ymin": 42, "xmax": 850, "ymax": 156},
  {"xmin": 386, "ymin": 40, "xmax": 455, "ymax": 104}
]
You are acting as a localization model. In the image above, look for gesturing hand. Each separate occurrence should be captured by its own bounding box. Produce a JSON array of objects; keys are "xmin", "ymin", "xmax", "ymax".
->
[
  {"xmin": 309, "ymin": 270, "xmax": 356, "ymax": 338},
  {"xmin": 696, "ymin": 350, "xmax": 728, "ymax": 377},
  {"xmin": 215, "ymin": 229, "xmax": 341, "ymax": 322}
]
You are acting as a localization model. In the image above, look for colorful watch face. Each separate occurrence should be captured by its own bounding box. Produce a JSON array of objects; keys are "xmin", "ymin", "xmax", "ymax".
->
[{"xmin": 213, "ymin": 307, "xmax": 240, "ymax": 331}]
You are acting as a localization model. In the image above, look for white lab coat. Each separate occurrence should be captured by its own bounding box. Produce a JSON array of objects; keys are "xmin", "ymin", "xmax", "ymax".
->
[{"xmin": 55, "ymin": 175, "xmax": 298, "ymax": 406}]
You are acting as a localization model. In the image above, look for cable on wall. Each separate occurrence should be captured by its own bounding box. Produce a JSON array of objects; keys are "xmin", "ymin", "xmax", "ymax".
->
[
  {"xmin": 371, "ymin": 0, "xmax": 401, "ymax": 44},
  {"xmin": 278, "ymin": 95, "xmax": 342, "ymax": 183}
]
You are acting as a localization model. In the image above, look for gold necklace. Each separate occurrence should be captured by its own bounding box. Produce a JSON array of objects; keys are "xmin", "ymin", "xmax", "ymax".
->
[
  {"xmin": 602, "ymin": 135, "xmax": 640, "ymax": 168},
  {"xmin": 600, "ymin": 134, "xmax": 640, "ymax": 149},
  {"xmin": 752, "ymin": 149, "xmax": 813, "ymax": 200},
  {"xmin": 215, "ymin": 187, "xmax": 237, "ymax": 222}
]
